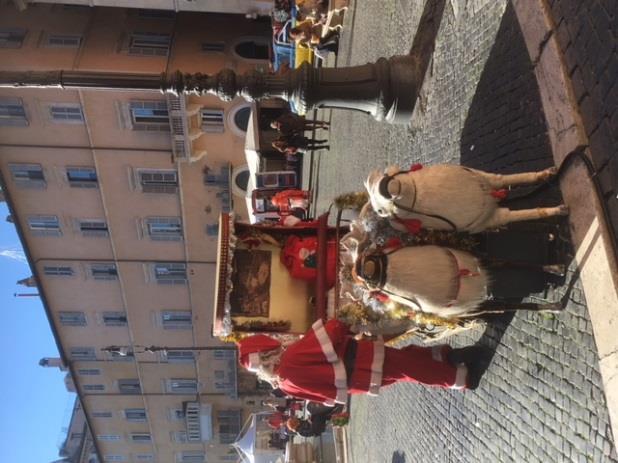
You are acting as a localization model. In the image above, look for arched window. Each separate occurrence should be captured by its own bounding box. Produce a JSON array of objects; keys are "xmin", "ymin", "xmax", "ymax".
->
[
  {"xmin": 234, "ymin": 169, "xmax": 250, "ymax": 191},
  {"xmin": 233, "ymin": 106, "xmax": 251, "ymax": 133},
  {"xmin": 234, "ymin": 41, "xmax": 269, "ymax": 60}
]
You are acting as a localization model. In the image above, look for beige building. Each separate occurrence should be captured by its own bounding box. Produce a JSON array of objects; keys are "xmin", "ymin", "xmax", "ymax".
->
[
  {"xmin": 12, "ymin": 0, "xmax": 274, "ymax": 17},
  {"xmin": 0, "ymin": 3, "xmax": 276, "ymax": 462}
]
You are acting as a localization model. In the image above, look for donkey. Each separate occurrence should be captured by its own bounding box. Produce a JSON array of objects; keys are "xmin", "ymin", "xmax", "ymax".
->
[
  {"xmin": 365, "ymin": 164, "xmax": 567, "ymax": 233},
  {"xmin": 341, "ymin": 208, "xmax": 563, "ymax": 320}
]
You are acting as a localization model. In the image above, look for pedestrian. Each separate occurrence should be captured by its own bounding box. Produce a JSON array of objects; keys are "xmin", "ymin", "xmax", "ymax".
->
[
  {"xmin": 272, "ymin": 135, "xmax": 329, "ymax": 155},
  {"xmin": 271, "ymin": 112, "xmax": 329, "ymax": 136},
  {"xmin": 271, "ymin": 189, "xmax": 310, "ymax": 211},
  {"xmin": 286, "ymin": 416, "xmax": 327, "ymax": 437},
  {"xmin": 237, "ymin": 320, "xmax": 481, "ymax": 406}
]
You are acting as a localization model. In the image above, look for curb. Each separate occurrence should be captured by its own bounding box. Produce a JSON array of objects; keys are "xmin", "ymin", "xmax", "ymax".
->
[{"xmin": 513, "ymin": 0, "xmax": 618, "ymax": 445}]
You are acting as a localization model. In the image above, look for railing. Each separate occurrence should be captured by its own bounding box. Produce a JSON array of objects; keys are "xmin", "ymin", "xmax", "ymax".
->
[
  {"xmin": 184, "ymin": 401, "xmax": 202, "ymax": 442},
  {"xmin": 166, "ymin": 94, "xmax": 193, "ymax": 161}
]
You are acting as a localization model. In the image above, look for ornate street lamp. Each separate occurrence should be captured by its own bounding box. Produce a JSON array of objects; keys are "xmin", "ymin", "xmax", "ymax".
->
[
  {"xmin": 0, "ymin": 0, "xmax": 446, "ymax": 124},
  {"xmin": 101, "ymin": 345, "xmax": 230, "ymax": 356}
]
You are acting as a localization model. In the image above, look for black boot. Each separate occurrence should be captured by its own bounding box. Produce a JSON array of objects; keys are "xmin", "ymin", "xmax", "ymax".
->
[
  {"xmin": 447, "ymin": 346, "xmax": 485, "ymax": 366},
  {"xmin": 447, "ymin": 346, "xmax": 490, "ymax": 390}
]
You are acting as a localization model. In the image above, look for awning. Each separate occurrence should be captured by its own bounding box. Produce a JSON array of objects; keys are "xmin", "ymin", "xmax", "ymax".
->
[{"xmin": 244, "ymin": 105, "xmax": 261, "ymax": 223}]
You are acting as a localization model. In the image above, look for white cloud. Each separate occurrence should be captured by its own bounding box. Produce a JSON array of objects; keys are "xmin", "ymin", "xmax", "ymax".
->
[{"xmin": 0, "ymin": 247, "xmax": 28, "ymax": 264}]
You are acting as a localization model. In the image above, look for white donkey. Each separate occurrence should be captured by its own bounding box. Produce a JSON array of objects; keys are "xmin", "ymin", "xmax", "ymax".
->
[{"xmin": 365, "ymin": 164, "xmax": 567, "ymax": 233}]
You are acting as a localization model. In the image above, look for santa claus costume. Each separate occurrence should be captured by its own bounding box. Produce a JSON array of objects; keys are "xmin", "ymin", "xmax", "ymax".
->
[{"xmin": 238, "ymin": 319, "xmax": 469, "ymax": 405}]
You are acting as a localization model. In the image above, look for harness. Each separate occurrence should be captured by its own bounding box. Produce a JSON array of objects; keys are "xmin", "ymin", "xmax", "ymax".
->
[
  {"xmin": 378, "ymin": 169, "xmax": 459, "ymax": 231},
  {"xmin": 356, "ymin": 245, "xmax": 481, "ymax": 311}
]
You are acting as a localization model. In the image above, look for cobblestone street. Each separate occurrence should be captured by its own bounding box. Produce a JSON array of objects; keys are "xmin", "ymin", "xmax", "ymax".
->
[{"xmin": 311, "ymin": 1, "xmax": 618, "ymax": 461}]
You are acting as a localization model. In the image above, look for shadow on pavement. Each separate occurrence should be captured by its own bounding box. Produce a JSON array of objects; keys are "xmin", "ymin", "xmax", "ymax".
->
[
  {"xmin": 391, "ymin": 450, "xmax": 406, "ymax": 463},
  {"xmin": 409, "ymin": 0, "xmax": 447, "ymax": 89},
  {"xmin": 457, "ymin": 3, "xmax": 575, "ymax": 380}
]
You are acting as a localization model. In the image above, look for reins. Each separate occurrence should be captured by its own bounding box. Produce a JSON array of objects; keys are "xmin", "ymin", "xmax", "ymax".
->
[{"xmin": 380, "ymin": 170, "xmax": 459, "ymax": 231}]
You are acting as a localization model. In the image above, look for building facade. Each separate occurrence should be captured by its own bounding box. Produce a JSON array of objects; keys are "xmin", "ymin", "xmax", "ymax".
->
[{"xmin": 0, "ymin": 3, "xmax": 273, "ymax": 462}]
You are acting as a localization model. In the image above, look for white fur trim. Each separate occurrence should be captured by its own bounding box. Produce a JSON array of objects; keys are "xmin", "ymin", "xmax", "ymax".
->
[
  {"xmin": 450, "ymin": 364, "xmax": 468, "ymax": 390},
  {"xmin": 247, "ymin": 352, "xmax": 261, "ymax": 372},
  {"xmin": 368, "ymin": 338, "xmax": 385, "ymax": 396},
  {"xmin": 312, "ymin": 319, "xmax": 348, "ymax": 403},
  {"xmin": 332, "ymin": 356, "xmax": 348, "ymax": 404},
  {"xmin": 312, "ymin": 319, "xmax": 338, "ymax": 363},
  {"xmin": 431, "ymin": 346, "xmax": 443, "ymax": 361}
]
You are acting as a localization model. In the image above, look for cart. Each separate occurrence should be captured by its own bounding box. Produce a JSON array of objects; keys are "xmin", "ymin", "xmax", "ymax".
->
[{"xmin": 212, "ymin": 212, "xmax": 344, "ymax": 339}]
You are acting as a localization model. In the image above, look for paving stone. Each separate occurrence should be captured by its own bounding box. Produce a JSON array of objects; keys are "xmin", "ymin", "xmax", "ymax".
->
[{"xmin": 321, "ymin": 1, "xmax": 618, "ymax": 462}]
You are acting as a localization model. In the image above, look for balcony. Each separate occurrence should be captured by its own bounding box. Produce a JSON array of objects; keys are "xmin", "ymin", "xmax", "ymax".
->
[
  {"xmin": 183, "ymin": 402, "xmax": 213, "ymax": 442},
  {"xmin": 166, "ymin": 94, "xmax": 207, "ymax": 163}
]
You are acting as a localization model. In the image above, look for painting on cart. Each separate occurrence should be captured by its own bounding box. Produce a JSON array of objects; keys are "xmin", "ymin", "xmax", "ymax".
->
[{"xmin": 230, "ymin": 249, "xmax": 272, "ymax": 317}]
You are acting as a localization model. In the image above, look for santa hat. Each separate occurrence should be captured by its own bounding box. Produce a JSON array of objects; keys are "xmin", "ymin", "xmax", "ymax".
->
[{"xmin": 237, "ymin": 335, "xmax": 281, "ymax": 372}]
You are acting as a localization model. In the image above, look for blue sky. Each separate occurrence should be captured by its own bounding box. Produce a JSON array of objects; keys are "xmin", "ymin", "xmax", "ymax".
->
[{"xmin": 0, "ymin": 202, "xmax": 74, "ymax": 463}]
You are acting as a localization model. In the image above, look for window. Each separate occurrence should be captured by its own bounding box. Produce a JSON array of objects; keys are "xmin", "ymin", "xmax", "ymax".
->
[
  {"xmin": 214, "ymin": 349, "xmax": 235, "ymax": 360},
  {"xmin": 124, "ymin": 408, "xmax": 147, "ymax": 422},
  {"xmin": 70, "ymin": 432, "xmax": 84, "ymax": 440},
  {"xmin": 118, "ymin": 379, "xmax": 141, "ymax": 394},
  {"xmin": 97, "ymin": 435, "xmax": 121, "ymax": 442},
  {"xmin": 66, "ymin": 167, "xmax": 97, "ymax": 188},
  {"xmin": 201, "ymin": 108, "xmax": 224, "ymax": 133},
  {"xmin": 90, "ymin": 263, "xmax": 118, "ymax": 281},
  {"xmin": 137, "ymin": 169, "xmax": 178, "ymax": 193},
  {"xmin": 218, "ymin": 410, "xmax": 241, "ymax": 444},
  {"xmin": 46, "ymin": 34, "xmax": 82, "ymax": 47},
  {"xmin": 129, "ymin": 101, "xmax": 169, "ymax": 131},
  {"xmin": 167, "ymin": 378, "xmax": 197, "ymax": 394},
  {"xmin": 130, "ymin": 433, "xmax": 151, "ymax": 443},
  {"xmin": 171, "ymin": 431, "xmax": 188, "ymax": 443},
  {"xmin": 59, "ymin": 311, "xmax": 86, "ymax": 326},
  {"xmin": 214, "ymin": 370, "xmax": 225, "ymax": 380},
  {"xmin": 233, "ymin": 106, "xmax": 251, "ymax": 133},
  {"xmin": 177, "ymin": 451, "xmax": 205, "ymax": 463},
  {"xmin": 27, "ymin": 215, "xmax": 61, "ymax": 236},
  {"xmin": 145, "ymin": 217, "xmax": 182, "ymax": 241},
  {"xmin": 103, "ymin": 456, "xmax": 126, "ymax": 462},
  {"xmin": 9, "ymin": 163, "xmax": 45, "ymax": 187},
  {"xmin": 201, "ymin": 42, "xmax": 224, "ymax": 52},
  {"xmin": 84, "ymin": 384, "xmax": 105, "ymax": 392},
  {"xmin": 78, "ymin": 368, "xmax": 101, "ymax": 376},
  {"xmin": 205, "ymin": 224, "xmax": 218, "ymax": 236},
  {"xmin": 0, "ymin": 97, "xmax": 28, "ymax": 126},
  {"xmin": 134, "ymin": 455, "xmax": 154, "ymax": 461},
  {"xmin": 153, "ymin": 263, "xmax": 187, "ymax": 284},
  {"xmin": 0, "ymin": 28, "xmax": 26, "ymax": 48},
  {"xmin": 92, "ymin": 411, "xmax": 112, "ymax": 418},
  {"xmin": 70, "ymin": 347, "xmax": 96, "ymax": 361},
  {"xmin": 161, "ymin": 310, "xmax": 192, "ymax": 329},
  {"xmin": 79, "ymin": 219, "xmax": 108, "ymax": 237},
  {"xmin": 108, "ymin": 350, "xmax": 134, "ymax": 362},
  {"xmin": 168, "ymin": 408, "xmax": 185, "ymax": 421},
  {"xmin": 50, "ymin": 104, "xmax": 84, "ymax": 122},
  {"xmin": 128, "ymin": 32, "xmax": 170, "ymax": 56},
  {"xmin": 102, "ymin": 311, "xmax": 127, "ymax": 327},
  {"xmin": 215, "ymin": 381, "xmax": 232, "ymax": 392},
  {"xmin": 234, "ymin": 40, "xmax": 269, "ymax": 60},
  {"xmin": 165, "ymin": 350, "xmax": 195, "ymax": 363},
  {"xmin": 43, "ymin": 265, "xmax": 74, "ymax": 276},
  {"xmin": 134, "ymin": 455, "xmax": 154, "ymax": 462}
]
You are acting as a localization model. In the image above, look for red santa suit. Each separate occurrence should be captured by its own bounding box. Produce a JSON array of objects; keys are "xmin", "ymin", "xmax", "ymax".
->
[{"xmin": 238, "ymin": 319, "xmax": 468, "ymax": 406}]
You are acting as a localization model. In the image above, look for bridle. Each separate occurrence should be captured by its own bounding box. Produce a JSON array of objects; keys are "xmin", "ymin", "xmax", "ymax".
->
[{"xmin": 378, "ymin": 170, "xmax": 459, "ymax": 231}]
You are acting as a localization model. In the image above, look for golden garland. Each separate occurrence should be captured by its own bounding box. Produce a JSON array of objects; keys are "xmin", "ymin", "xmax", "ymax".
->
[{"xmin": 334, "ymin": 192, "xmax": 370, "ymax": 211}]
